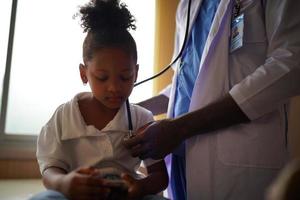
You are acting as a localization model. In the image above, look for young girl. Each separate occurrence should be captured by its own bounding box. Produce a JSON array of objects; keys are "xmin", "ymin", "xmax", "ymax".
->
[{"xmin": 31, "ymin": 0, "xmax": 168, "ymax": 199}]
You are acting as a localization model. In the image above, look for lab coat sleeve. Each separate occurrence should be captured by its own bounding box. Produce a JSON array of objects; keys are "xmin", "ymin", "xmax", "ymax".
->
[{"xmin": 229, "ymin": 0, "xmax": 300, "ymax": 120}]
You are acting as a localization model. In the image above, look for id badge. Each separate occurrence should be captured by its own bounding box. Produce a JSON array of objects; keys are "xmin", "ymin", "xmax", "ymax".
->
[{"xmin": 230, "ymin": 14, "xmax": 244, "ymax": 53}]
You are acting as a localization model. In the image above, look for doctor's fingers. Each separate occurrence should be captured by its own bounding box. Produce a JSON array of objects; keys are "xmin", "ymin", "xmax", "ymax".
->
[
  {"xmin": 123, "ymin": 133, "xmax": 145, "ymax": 149},
  {"xmin": 130, "ymin": 143, "xmax": 151, "ymax": 159}
]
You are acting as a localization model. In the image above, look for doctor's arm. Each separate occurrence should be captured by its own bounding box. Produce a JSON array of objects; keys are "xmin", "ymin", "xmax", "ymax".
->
[
  {"xmin": 124, "ymin": 0, "xmax": 300, "ymax": 160},
  {"xmin": 229, "ymin": 0, "xmax": 300, "ymax": 120},
  {"xmin": 137, "ymin": 85, "xmax": 170, "ymax": 115},
  {"xmin": 125, "ymin": 93, "xmax": 250, "ymax": 159}
]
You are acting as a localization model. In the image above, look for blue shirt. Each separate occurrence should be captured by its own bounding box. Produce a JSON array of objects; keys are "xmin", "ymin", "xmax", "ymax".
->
[{"xmin": 174, "ymin": 0, "xmax": 221, "ymax": 117}]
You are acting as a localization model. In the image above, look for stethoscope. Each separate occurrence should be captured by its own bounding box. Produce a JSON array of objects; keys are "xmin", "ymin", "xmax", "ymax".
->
[{"xmin": 125, "ymin": 0, "xmax": 192, "ymax": 138}]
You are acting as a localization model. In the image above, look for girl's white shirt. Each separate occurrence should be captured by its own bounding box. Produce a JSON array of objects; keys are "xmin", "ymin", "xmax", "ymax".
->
[{"xmin": 37, "ymin": 92, "xmax": 158, "ymax": 178}]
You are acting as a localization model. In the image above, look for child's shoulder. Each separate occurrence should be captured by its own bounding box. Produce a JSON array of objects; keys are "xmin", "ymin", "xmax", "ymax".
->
[{"xmin": 47, "ymin": 93, "xmax": 88, "ymax": 123}]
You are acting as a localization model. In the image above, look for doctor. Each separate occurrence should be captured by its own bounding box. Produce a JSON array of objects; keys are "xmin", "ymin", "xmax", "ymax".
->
[{"xmin": 125, "ymin": 0, "xmax": 300, "ymax": 199}]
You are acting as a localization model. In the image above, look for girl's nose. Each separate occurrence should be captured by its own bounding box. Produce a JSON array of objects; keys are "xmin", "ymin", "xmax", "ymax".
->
[{"xmin": 107, "ymin": 79, "xmax": 122, "ymax": 92}]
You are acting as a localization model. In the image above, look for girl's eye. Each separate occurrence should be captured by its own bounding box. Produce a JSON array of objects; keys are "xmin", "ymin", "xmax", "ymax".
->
[
  {"xmin": 96, "ymin": 76, "xmax": 108, "ymax": 81},
  {"xmin": 120, "ymin": 74, "xmax": 133, "ymax": 81}
]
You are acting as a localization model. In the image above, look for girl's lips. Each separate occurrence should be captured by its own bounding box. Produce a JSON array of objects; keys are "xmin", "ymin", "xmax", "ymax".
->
[{"xmin": 106, "ymin": 96, "xmax": 123, "ymax": 103}]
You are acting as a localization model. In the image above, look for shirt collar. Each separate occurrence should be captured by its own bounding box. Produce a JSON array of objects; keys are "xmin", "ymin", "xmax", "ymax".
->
[{"xmin": 61, "ymin": 92, "xmax": 129, "ymax": 140}]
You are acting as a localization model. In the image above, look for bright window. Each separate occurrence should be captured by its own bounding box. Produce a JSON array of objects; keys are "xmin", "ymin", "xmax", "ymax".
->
[{"xmin": 2, "ymin": 0, "xmax": 155, "ymax": 135}]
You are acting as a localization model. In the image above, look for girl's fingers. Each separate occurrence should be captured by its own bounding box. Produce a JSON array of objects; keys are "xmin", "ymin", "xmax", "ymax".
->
[
  {"xmin": 77, "ymin": 166, "xmax": 96, "ymax": 174},
  {"xmin": 73, "ymin": 175, "xmax": 105, "ymax": 187},
  {"xmin": 121, "ymin": 173, "xmax": 134, "ymax": 183},
  {"xmin": 71, "ymin": 184, "xmax": 110, "ymax": 199}
]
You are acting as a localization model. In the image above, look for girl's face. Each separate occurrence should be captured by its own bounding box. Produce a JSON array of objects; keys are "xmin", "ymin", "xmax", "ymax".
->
[{"xmin": 80, "ymin": 47, "xmax": 138, "ymax": 110}]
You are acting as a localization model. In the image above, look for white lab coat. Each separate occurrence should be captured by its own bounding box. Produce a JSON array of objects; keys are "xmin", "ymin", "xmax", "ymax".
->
[{"xmin": 167, "ymin": 0, "xmax": 300, "ymax": 199}]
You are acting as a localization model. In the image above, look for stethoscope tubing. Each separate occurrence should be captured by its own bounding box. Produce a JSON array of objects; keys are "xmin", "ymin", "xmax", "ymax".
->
[{"xmin": 126, "ymin": 0, "xmax": 192, "ymax": 133}]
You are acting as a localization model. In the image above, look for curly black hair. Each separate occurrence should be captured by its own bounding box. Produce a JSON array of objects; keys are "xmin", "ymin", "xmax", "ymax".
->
[{"xmin": 78, "ymin": 0, "xmax": 137, "ymax": 63}]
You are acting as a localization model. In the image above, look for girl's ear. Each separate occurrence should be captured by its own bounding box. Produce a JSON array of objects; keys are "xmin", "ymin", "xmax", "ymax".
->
[
  {"xmin": 134, "ymin": 64, "xmax": 139, "ymax": 83},
  {"xmin": 79, "ymin": 63, "xmax": 88, "ymax": 84}
]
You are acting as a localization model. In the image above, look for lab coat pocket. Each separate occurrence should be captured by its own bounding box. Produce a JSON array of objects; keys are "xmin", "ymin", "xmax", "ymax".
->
[{"xmin": 216, "ymin": 112, "xmax": 287, "ymax": 169}]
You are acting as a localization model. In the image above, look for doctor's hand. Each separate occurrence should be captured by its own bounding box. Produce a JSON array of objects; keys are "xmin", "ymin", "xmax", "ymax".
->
[{"xmin": 123, "ymin": 119, "xmax": 184, "ymax": 160}]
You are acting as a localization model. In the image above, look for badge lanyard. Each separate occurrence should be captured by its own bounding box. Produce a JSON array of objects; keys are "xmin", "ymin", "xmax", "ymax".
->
[
  {"xmin": 230, "ymin": 0, "xmax": 244, "ymax": 53},
  {"xmin": 233, "ymin": 0, "xmax": 241, "ymax": 17}
]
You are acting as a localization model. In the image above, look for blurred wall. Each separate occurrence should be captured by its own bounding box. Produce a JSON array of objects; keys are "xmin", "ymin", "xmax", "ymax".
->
[{"xmin": 153, "ymin": 0, "xmax": 179, "ymax": 94}]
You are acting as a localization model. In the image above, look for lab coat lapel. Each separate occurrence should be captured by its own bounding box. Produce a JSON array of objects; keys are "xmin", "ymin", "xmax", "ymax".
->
[
  {"xmin": 176, "ymin": 0, "xmax": 204, "ymax": 46},
  {"xmin": 167, "ymin": 0, "xmax": 203, "ymax": 118},
  {"xmin": 189, "ymin": 0, "xmax": 233, "ymax": 111}
]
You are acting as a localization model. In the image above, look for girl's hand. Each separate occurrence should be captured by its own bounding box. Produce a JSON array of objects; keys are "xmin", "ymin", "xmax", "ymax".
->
[
  {"xmin": 121, "ymin": 173, "xmax": 143, "ymax": 200},
  {"xmin": 59, "ymin": 167, "xmax": 110, "ymax": 200}
]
